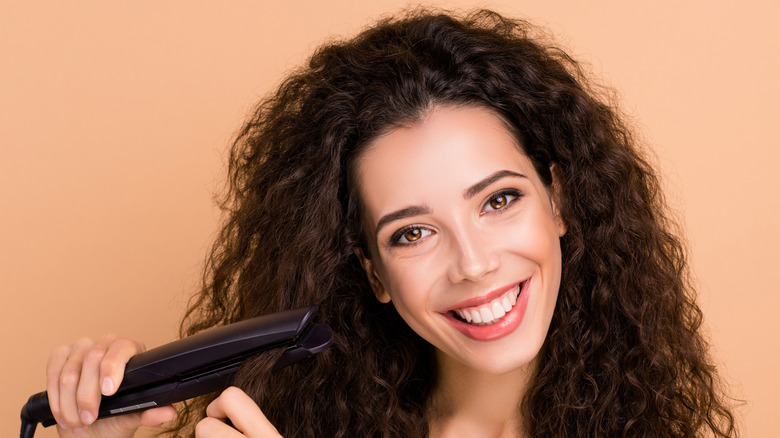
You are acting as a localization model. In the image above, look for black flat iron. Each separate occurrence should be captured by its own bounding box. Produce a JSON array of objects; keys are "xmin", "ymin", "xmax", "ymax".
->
[{"xmin": 20, "ymin": 305, "xmax": 333, "ymax": 438}]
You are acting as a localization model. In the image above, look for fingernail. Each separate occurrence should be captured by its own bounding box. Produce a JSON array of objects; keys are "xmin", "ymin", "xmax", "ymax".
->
[
  {"xmin": 80, "ymin": 410, "xmax": 95, "ymax": 425},
  {"xmin": 73, "ymin": 427, "xmax": 86, "ymax": 435},
  {"xmin": 101, "ymin": 377, "xmax": 114, "ymax": 395},
  {"xmin": 58, "ymin": 418, "xmax": 69, "ymax": 429}
]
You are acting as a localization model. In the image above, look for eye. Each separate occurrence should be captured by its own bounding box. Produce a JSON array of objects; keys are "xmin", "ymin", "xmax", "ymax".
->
[
  {"xmin": 482, "ymin": 189, "xmax": 521, "ymax": 213},
  {"xmin": 489, "ymin": 195, "xmax": 509, "ymax": 210},
  {"xmin": 391, "ymin": 226, "xmax": 433, "ymax": 246}
]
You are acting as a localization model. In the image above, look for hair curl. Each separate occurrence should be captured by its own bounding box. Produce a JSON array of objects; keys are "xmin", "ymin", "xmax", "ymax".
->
[{"xmin": 169, "ymin": 9, "xmax": 736, "ymax": 437}]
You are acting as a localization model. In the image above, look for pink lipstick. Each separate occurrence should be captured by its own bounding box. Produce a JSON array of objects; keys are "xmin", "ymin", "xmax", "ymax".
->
[{"xmin": 441, "ymin": 279, "xmax": 531, "ymax": 341}]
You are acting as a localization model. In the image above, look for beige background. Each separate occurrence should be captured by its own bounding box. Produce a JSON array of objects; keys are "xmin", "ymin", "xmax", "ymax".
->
[{"xmin": 2, "ymin": 1, "xmax": 777, "ymax": 436}]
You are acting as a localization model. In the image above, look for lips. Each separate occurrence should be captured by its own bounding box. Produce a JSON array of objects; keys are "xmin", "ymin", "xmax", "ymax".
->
[
  {"xmin": 451, "ymin": 284, "xmax": 520, "ymax": 325},
  {"xmin": 441, "ymin": 279, "xmax": 531, "ymax": 341}
]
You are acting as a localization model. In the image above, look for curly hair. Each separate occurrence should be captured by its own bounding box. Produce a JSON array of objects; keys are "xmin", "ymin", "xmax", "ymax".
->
[{"xmin": 169, "ymin": 8, "xmax": 736, "ymax": 437}]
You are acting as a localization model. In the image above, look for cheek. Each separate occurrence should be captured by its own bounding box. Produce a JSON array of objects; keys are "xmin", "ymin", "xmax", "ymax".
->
[
  {"xmin": 381, "ymin": 265, "xmax": 430, "ymax": 308},
  {"xmin": 503, "ymin": 211, "xmax": 564, "ymax": 310},
  {"xmin": 524, "ymin": 217, "xmax": 563, "ymax": 311},
  {"xmin": 501, "ymin": 210, "xmax": 561, "ymax": 261},
  {"xmin": 376, "ymin": 260, "xmax": 441, "ymax": 328}
]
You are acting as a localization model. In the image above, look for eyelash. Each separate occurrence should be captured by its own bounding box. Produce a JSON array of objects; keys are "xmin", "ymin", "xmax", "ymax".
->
[
  {"xmin": 389, "ymin": 225, "xmax": 432, "ymax": 246},
  {"xmin": 388, "ymin": 188, "xmax": 524, "ymax": 247},
  {"xmin": 481, "ymin": 188, "xmax": 523, "ymax": 214}
]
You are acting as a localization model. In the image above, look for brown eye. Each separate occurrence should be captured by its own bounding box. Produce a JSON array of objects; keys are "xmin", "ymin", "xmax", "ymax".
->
[
  {"xmin": 489, "ymin": 195, "xmax": 508, "ymax": 210},
  {"xmin": 483, "ymin": 190, "xmax": 521, "ymax": 213},
  {"xmin": 404, "ymin": 228, "xmax": 423, "ymax": 242},
  {"xmin": 391, "ymin": 226, "xmax": 432, "ymax": 246}
]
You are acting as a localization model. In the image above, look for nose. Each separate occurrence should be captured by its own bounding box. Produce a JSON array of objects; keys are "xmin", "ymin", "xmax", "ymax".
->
[{"xmin": 447, "ymin": 225, "xmax": 500, "ymax": 283}]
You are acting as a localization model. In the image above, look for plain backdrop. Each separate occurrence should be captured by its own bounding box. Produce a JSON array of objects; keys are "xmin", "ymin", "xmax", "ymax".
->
[{"xmin": 2, "ymin": 1, "xmax": 777, "ymax": 436}]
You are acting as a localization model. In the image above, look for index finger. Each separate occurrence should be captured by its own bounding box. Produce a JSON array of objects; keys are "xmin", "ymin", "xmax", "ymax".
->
[
  {"xmin": 206, "ymin": 387, "xmax": 281, "ymax": 438},
  {"xmin": 98, "ymin": 337, "xmax": 146, "ymax": 396},
  {"xmin": 45, "ymin": 344, "xmax": 72, "ymax": 428}
]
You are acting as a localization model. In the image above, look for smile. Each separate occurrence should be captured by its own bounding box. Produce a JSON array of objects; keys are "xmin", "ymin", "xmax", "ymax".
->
[
  {"xmin": 450, "ymin": 284, "xmax": 521, "ymax": 325},
  {"xmin": 441, "ymin": 279, "xmax": 531, "ymax": 342}
]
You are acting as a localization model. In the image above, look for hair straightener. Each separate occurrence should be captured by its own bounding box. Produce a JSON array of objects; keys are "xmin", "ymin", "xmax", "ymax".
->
[{"xmin": 19, "ymin": 305, "xmax": 333, "ymax": 438}]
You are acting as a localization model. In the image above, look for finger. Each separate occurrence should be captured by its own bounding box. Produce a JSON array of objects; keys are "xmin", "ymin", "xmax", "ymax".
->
[
  {"xmin": 99, "ymin": 336, "xmax": 145, "ymax": 396},
  {"xmin": 75, "ymin": 334, "xmax": 119, "ymax": 426},
  {"xmin": 54, "ymin": 423, "xmax": 85, "ymax": 437},
  {"xmin": 58, "ymin": 337, "xmax": 96, "ymax": 429},
  {"xmin": 139, "ymin": 405, "xmax": 177, "ymax": 427},
  {"xmin": 109, "ymin": 405, "xmax": 177, "ymax": 431},
  {"xmin": 46, "ymin": 344, "xmax": 72, "ymax": 428},
  {"xmin": 195, "ymin": 416, "xmax": 246, "ymax": 438},
  {"xmin": 206, "ymin": 387, "xmax": 281, "ymax": 438},
  {"xmin": 53, "ymin": 406, "xmax": 175, "ymax": 438},
  {"xmin": 55, "ymin": 411, "xmax": 140, "ymax": 438}
]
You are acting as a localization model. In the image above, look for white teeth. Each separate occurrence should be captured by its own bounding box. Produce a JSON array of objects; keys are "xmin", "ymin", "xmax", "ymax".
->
[
  {"xmin": 479, "ymin": 307, "xmax": 493, "ymax": 323},
  {"xmin": 491, "ymin": 302, "xmax": 506, "ymax": 320},
  {"xmin": 451, "ymin": 284, "xmax": 522, "ymax": 326},
  {"xmin": 501, "ymin": 296, "xmax": 512, "ymax": 312}
]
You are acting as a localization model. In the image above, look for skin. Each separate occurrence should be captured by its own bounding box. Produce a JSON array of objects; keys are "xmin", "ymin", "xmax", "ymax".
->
[
  {"xmin": 355, "ymin": 105, "xmax": 565, "ymax": 437},
  {"xmin": 47, "ymin": 105, "xmax": 565, "ymax": 438},
  {"xmin": 46, "ymin": 334, "xmax": 176, "ymax": 437}
]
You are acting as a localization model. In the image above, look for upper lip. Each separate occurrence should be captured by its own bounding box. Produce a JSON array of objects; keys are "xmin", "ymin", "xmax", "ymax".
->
[{"xmin": 438, "ymin": 279, "xmax": 526, "ymax": 313}]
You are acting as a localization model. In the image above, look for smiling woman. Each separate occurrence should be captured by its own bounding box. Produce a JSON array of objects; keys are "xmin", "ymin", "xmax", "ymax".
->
[
  {"xmin": 41, "ymin": 8, "xmax": 737, "ymax": 438},
  {"xmin": 355, "ymin": 106, "xmax": 564, "ymax": 378}
]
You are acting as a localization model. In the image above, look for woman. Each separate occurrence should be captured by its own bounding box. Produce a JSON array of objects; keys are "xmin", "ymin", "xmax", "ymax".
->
[{"xmin": 46, "ymin": 9, "xmax": 737, "ymax": 437}]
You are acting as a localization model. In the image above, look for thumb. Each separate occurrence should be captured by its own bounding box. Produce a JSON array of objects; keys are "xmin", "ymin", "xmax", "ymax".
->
[
  {"xmin": 94, "ymin": 406, "xmax": 177, "ymax": 436},
  {"xmin": 139, "ymin": 406, "xmax": 177, "ymax": 427}
]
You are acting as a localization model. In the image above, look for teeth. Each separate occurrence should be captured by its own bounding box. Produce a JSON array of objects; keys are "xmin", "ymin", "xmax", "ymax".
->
[
  {"xmin": 501, "ymin": 296, "xmax": 512, "ymax": 312},
  {"xmin": 451, "ymin": 284, "xmax": 522, "ymax": 326},
  {"xmin": 491, "ymin": 302, "xmax": 506, "ymax": 320}
]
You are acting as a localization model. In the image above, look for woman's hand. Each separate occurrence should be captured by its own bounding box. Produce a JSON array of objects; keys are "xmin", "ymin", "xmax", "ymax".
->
[
  {"xmin": 195, "ymin": 387, "xmax": 282, "ymax": 437},
  {"xmin": 46, "ymin": 334, "xmax": 176, "ymax": 437}
]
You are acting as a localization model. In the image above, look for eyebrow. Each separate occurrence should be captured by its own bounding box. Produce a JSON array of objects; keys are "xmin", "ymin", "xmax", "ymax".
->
[
  {"xmin": 375, "ymin": 205, "xmax": 431, "ymax": 237},
  {"xmin": 372, "ymin": 170, "xmax": 527, "ymax": 238},
  {"xmin": 463, "ymin": 170, "xmax": 527, "ymax": 199}
]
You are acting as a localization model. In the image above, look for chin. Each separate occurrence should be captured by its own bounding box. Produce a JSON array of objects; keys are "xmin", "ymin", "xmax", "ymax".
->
[
  {"xmin": 436, "ymin": 334, "xmax": 545, "ymax": 376},
  {"xmin": 480, "ymin": 346, "xmax": 540, "ymax": 375}
]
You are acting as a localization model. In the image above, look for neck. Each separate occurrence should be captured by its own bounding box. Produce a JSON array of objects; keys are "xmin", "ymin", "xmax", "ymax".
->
[{"xmin": 428, "ymin": 352, "xmax": 534, "ymax": 438}]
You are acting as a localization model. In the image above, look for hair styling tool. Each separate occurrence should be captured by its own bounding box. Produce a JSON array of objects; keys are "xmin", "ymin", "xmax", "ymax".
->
[{"xmin": 20, "ymin": 305, "xmax": 333, "ymax": 438}]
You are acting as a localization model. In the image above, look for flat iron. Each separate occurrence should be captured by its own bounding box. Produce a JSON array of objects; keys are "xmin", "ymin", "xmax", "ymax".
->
[{"xmin": 20, "ymin": 306, "xmax": 333, "ymax": 437}]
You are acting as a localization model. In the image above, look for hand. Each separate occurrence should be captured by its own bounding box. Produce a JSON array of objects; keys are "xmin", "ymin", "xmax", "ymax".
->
[
  {"xmin": 195, "ymin": 387, "xmax": 282, "ymax": 437},
  {"xmin": 46, "ymin": 334, "xmax": 176, "ymax": 437}
]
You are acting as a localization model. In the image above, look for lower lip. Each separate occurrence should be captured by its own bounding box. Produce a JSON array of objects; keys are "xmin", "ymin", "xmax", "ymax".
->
[{"xmin": 442, "ymin": 279, "xmax": 531, "ymax": 342}]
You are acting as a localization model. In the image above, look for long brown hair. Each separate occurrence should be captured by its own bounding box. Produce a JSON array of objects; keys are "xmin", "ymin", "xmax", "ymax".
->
[{"xmin": 170, "ymin": 9, "xmax": 736, "ymax": 437}]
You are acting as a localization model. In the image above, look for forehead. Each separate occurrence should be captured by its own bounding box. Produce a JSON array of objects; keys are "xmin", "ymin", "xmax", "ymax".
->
[{"xmin": 355, "ymin": 105, "xmax": 540, "ymax": 218}]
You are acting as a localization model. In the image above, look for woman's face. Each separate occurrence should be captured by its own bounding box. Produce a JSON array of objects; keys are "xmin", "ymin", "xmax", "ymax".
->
[{"xmin": 355, "ymin": 105, "xmax": 565, "ymax": 375}]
